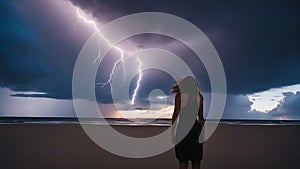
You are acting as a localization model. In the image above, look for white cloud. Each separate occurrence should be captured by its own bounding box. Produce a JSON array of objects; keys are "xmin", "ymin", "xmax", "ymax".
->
[
  {"xmin": 247, "ymin": 84, "xmax": 300, "ymax": 112},
  {"xmin": 269, "ymin": 91, "xmax": 300, "ymax": 119},
  {"xmin": 222, "ymin": 94, "xmax": 269, "ymax": 120}
]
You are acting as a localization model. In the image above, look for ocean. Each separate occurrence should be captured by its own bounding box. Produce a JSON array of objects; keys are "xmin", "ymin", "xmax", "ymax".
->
[{"xmin": 0, "ymin": 117, "xmax": 299, "ymax": 126}]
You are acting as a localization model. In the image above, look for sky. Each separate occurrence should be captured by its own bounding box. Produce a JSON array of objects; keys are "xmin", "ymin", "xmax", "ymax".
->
[{"xmin": 0, "ymin": 0, "xmax": 299, "ymax": 120}]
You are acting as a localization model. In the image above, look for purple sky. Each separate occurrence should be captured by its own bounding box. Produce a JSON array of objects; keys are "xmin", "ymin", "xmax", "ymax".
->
[{"xmin": 0, "ymin": 0, "xmax": 299, "ymax": 119}]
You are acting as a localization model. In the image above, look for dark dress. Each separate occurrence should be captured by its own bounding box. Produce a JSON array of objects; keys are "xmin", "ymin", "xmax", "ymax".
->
[{"xmin": 174, "ymin": 95, "xmax": 203, "ymax": 161}]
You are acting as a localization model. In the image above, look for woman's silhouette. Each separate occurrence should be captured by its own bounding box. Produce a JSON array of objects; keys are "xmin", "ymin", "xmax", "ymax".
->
[{"xmin": 171, "ymin": 76, "xmax": 205, "ymax": 169}]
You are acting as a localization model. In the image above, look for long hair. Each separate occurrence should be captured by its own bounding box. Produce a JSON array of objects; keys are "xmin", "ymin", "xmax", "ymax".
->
[{"xmin": 172, "ymin": 76, "xmax": 200, "ymax": 94}]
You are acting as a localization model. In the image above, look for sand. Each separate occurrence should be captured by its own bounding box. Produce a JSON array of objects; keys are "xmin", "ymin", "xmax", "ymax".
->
[{"xmin": 0, "ymin": 123, "xmax": 299, "ymax": 169}]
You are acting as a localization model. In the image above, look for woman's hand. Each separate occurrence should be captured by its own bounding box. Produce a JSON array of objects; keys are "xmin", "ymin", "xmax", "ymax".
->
[
  {"xmin": 171, "ymin": 125, "xmax": 177, "ymax": 145},
  {"xmin": 198, "ymin": 127, "xmax": 205, "ymax": 143},
  {"xmin": 171, "ymin": 135, "xmax": 176, "ymax": 145}
]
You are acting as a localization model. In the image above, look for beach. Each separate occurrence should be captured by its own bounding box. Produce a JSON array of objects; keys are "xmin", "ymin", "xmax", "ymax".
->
[{"xmin": 0, "ymin": 122, "xmax": 299, "ymax": 169}]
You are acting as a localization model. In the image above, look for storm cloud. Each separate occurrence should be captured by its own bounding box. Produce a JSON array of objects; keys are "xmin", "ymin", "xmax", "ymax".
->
[
  {"xmin": 71, "ymin": 0, "xmax": 300, "ymax": 94},
  {"xmin": 269, "ymin": 92, "xmax": 300, "ymax": 119},
  {"xmin": 0, "ymin": 1, "xmax": 49, "ymax": 90},
  {"xmin": 1, "ymin": 0, "xmax": 299, "ymax": 100},
  {"xmin": 0, "ymin": 0, "xmax": 91, "ymax": 99},
  {"xmin": 0, "ymin": 0, "xmax": 299, "ymax": 119}
]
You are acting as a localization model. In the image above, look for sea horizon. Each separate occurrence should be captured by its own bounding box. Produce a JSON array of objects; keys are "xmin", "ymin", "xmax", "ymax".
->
[{"xmin": 0, "ymin": 116, "xmax": 299, "ymax": 126}]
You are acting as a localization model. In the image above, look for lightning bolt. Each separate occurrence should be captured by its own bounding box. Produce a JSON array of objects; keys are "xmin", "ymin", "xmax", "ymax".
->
[
  {"xmin": 131, "ymin": 58, "xmax": 142, "ymax": 105},
  {"xmin": 74, "ymin": 6, "xmax": 143, "ymax": 106},
  {"xmin": 75, "ymin": 7, "xmax": 125, "ymax": 86}
]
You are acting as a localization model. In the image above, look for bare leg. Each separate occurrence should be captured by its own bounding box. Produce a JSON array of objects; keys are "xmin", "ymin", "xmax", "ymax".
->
[
  {"xmin": 179, "ymin": 160, "xmax": 188, "ymax": 169},
  {"xmin": 192, "ymin": 161, "xmax": 201, "ymax": 169}
]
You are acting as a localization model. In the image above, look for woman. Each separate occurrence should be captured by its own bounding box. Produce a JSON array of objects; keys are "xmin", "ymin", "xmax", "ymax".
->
[{"xmin": 171, "ymin": 76, "xmax": 205, "ymax": 169}]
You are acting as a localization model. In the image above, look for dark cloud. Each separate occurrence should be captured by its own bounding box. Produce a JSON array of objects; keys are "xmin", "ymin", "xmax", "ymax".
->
[
  {"xmin": 219, "ymin": 93, "xmax": 300, "ymax": 120},
  {"xmin": 199, "ymin": 93, "xmax": 270, "ymax": 120},
  {"xmin": 221, "ymin": 94, "xmax": 269, "ymax": 120},
  {"xmin": 0, "ymin": 1, "xmax": 49, "ymax": 89},
  {"xmin": 10, "ymin": 93, "xmax": 67, "ymax": 99},
  {"xmin": 0, "ymin": 0, "xmax": 299, "ymax": 103},
  {"xmin": 0, "ymin": 0, "xmax": 89, "ymax": 99},
  {"xmin": 269, "ymin": 91, "xmax": 300, "ymax": 119},
  {"xmin": 71, "ymin": 0, "xmax": 300, "ymax": 94}
]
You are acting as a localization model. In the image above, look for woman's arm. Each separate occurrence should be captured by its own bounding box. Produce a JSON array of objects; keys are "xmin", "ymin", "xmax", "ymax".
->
[
  {"xmin": 198, "ymin": 94, "xmax": 205, "ymax": 128},
  {"xmin": 172, "ymin": 94, "xmax": 180, "ymax": 125},
  {"xmin": 171, "ymin": 94, "xmax": 180, "ymax": 144}
]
